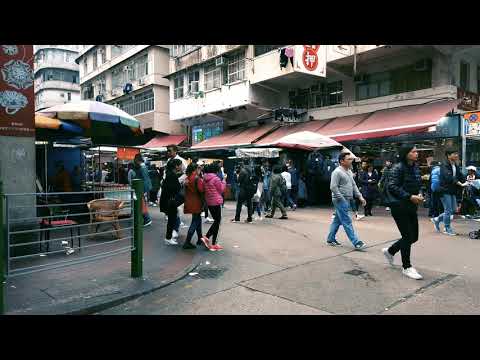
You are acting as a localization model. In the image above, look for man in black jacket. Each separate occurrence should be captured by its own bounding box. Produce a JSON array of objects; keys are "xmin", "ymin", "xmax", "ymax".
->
[
  {"xmin": 232, "ymin": 161, "xmax": 254, "ymax": 223},
  {"xmin": 432, "ymin": 150, "xmax": 467, "ymax": 236}
]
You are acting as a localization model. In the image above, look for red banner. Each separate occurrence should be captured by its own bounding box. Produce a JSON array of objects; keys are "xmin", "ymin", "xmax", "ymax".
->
[
  {"xmin": 0, "ymin": 45, "xmax": 35, "ymax": 137},
  {"xmin": 117, "ymin": 147, "xmax": 140, "ymax": 160}
]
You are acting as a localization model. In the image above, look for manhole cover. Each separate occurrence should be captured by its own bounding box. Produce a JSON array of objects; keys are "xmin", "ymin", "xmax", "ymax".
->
[
  {"xmin": 344, "ymin": 269, "xmax": 366, "ymax": 276},
  {"xmin": 197, "ymin": 267, "xmax": 227, "ymax": 279}
]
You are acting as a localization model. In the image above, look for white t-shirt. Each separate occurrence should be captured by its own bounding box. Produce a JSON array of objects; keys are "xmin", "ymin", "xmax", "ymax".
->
[
  {"xmin": 281, "ymin": 171, "xmax": 292, "ymax": 190},
  {"xmin": 164, "ymin": 154, "xmax": 188, "ymax": 184}
]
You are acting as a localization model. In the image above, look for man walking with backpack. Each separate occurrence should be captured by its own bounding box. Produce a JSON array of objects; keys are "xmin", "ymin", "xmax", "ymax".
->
[
  {"xmin": 428, "ymin": 161, "xmax": 443, "ymax": 220},
  {"xmin": 432, "ymin": 150, "xmax": 468, "ymax": 235},
  {"xmin": 231, "ymin": 161, "xmax": 256, "ymax": 223}
]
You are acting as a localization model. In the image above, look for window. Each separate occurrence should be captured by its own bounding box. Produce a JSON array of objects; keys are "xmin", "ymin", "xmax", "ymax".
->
[
  {"xmin": 67, "ymin": 92, "xmax": 71, "ymax": 101},
  {"xmin": 327, "ymin": 81, "xmax": 343, "ymax": 106},
  {"xmin": 204, "ymin": 63, "xmax": 221, "ymax": 91},
  {"xmin": 136, "ymin": 54, "xmax": 148, "ymax": 79},
  {"xmin": 460, "ymin": 60, "xmax": 470, "ymax": 91},
  {"xmin": 298, "ymin": 81, "xmax": 343, "ymax": 109},
  {"xmin": 92, "ymin": 51, "xmax": 98, "ymax": 69},
  {"xmin": 99, "ymin": 46, "xmax": 106, "ymax": 64},
  {"xmin": 174, "ymin": 74, "xmax": 184, "ymax": 99},
  {"xmin": 112, "ymin": 69, "xmax": 124, "ymax": 90},
  {"xmin": 227, "ymin": 52, "xmax": 245, "ymax": 83},
  {"xmin": 355, "ymin": 61, "xmax": 431, "ymax": 101},
  {"xmin": 116, "ymin": 89, "xmax": 154, "ymax": 115},
  {"xmin": 188, "ymin": 70, "xmax": 200, "ymax": 95},
  {"xmin": 65, "ymin": 52, "xmax": 71, "ymax": 63},
  {"xmin": 83, "ymin": 60, "xmax": 88, "ymax": 74}
]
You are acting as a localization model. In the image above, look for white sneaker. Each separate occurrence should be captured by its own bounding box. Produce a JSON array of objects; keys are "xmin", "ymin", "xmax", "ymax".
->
[
  {"xmin": 204, "ymin": 217, "xmax": 214, "ymax": 224},
  {"xmin": 382, "ymin": 248, "xmax": 394, "ymax": 266},
  {"xmin": 385, "ymin": 207, "xmax": 391, "ymax": 211},
  {"xmin": 164, "ymin": 238, "xmax": 178, "ymax": 245},
  {"xmin": 402, "ymin": 267, "xmax": 423, "ymax": 280},
  {"xmin": 355, "ymin": 214, "xmax": 365, "ymax": 220},
  {"xmin": 172, "ymin": 230, "xmax": 179, "ymax": 239}
]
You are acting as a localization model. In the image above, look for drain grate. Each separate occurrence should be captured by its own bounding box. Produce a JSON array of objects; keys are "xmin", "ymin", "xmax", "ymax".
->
[
  {"xmin": 197, "ymin": 267, "xmax": 227, "ymax": 279},
  {"xmin": 344, "ymin": 269, "xmax": 366, "ymax": 276}
]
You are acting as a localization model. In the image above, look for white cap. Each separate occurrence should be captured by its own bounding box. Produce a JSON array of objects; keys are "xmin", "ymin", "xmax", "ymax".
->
[{"xmin": 467, "ymin": 166, "xmax": 477, "ymax": 171}]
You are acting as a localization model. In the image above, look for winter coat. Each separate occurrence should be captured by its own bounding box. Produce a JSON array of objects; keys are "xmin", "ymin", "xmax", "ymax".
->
[
  {"xmin": 184, "ymin": 173, "xmax": 204, "ymax": 214},
  {"xmin": 430, "ymin": 166, "xmax": 441, "ymax": 193},
  {"xmin": 203, "ymin": 173, "xmax": 226, "ymax": 206},
  {"xmin": 270, "ymin": 173, "xmax": 286, "ymax": 198},
  {"xmin": 386, "ymin": 162, "xmax": 422, "ymax": 205},
  {"xmin": 159, "ymin": 170, "xmax": 181, "ymax": 214},
  {"xmin": 133, "ymin": 164, "xmax": 152, "ymax": 193},
  {"xmin": 359, "ymin": 170, "xmax": 380, "ymax": 200},
  {"xmin": 379, "ymin": 166, "xmax": 393, "ymax": 190},
  {"xmin": 439, "ymin": 162, "xmax": 465, "ymax": 195}
]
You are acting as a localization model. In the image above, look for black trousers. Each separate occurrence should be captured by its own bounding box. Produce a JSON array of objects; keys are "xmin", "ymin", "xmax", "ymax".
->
[
  {"xmin": 235, "ymin": 192, "xmax": 253, "ymax": 221},
  {"xmin": 388, "ymin": 202, "xmax": 419, "ymax": 269},
  {"xmin": 149, "ymin": 190, "xmax": 158, "ymax": 203},
  {"xmin": 206, "ymin": 205, "xmax": 222, "ymax": 244},
  {"xmin": 364, "ymin": 199, "xmax": 374, "ymax": 215},
  {"xmin": 428, "ymin": 191, "xmax": 443, "ymax": 218},
  {"xmin": 166, "ymin": 206, "xmax": 178, "ymax": 240}
]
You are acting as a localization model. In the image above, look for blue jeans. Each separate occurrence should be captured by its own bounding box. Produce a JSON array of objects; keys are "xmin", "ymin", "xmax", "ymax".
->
[
  {"xmin": 186, "ymin": 213, "xmax": 202, "ymax": 243},
  {"xmin": 327, "ymin": 199, "xmax": 360, "ymax": 246},
  {"xmin": 438, "ymin": 194, "xmax": 457, "ymax": 229}
]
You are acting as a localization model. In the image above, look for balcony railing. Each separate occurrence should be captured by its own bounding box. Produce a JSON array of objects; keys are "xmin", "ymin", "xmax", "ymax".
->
[
  {"xmin": 35, "ymin": 80, "xmax": 80, "ymax": 93},
  {"xmin": 34, "ymin": 62, "xmax": 79, "ymax": 73},
  {"xmin": 119, "ymin": 97, "xmax": 154, "ymax": 116}
]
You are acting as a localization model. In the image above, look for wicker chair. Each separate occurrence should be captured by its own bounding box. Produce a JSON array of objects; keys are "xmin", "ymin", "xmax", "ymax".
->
[{"xmin": 87, "ymin": 199, "xmax": 125, "ymax": 239}]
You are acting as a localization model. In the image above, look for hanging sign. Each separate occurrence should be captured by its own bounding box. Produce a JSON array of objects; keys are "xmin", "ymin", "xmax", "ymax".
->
[
  {"xmin": 0, "ymin": 45, "xmax": 35, "ymax": 137},
  {"xmin": 294, "ymin": 45, "xmax": 326, "ymax": 77}
]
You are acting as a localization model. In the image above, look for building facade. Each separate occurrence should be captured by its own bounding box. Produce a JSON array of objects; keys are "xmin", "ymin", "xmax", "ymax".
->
[
  {"xmin": 33, "ymin": 45, "xmax": 81, "ymax": 111},
  {"xmin": 167, "ymin": 45, "xmax": 480, "ymax": 146},
  {"xmin": 75, "ymin": 45, "xmax": 181, "ymax": 135}
]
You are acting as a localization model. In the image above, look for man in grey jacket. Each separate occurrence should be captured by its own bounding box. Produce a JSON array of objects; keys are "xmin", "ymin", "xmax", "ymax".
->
[{"xmin": 326, "ymin": 152, "xmax": 367, "ymax": 250}]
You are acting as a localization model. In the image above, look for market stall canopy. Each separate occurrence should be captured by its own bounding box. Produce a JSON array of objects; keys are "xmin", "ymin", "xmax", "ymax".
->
[
  {"xmin": 37, "ymin": 101, "xmax": 148, "ymax": 146},
  {"xmin": 235, "ymin": 147, "xmax": 281, "ymax": 158},
  {"xmin": 320, "ymin": 99, "xmax": 460, "ymax": 142},
  {"xmin": 258, "ymin": 131, "xmax": 343, "ymax": 151},
  {"xmin": 35, "ymin": 114, "xmax": 84, "ymax": 134},
  {"xmin": 142, "ymin": 134, "xmax": 187, "ymax": 150},
  {"xmin": 191, "ymin": 123, "xmax": 278, "ymax": 150}
]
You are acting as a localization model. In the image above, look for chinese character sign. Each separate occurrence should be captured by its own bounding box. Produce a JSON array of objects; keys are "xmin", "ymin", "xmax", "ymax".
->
[
  {"xmin": 294, "ymin": 45, "xmax": 326, "ymax": 77},
  {"xmin": 0, "ymin": 45, "xmax": 35, "ymax": 137}
]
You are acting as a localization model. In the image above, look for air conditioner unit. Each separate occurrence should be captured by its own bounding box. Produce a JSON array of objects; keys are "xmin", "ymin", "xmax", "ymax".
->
[
  {"xmin": 414, "ymin": 59, "xmax": 431, "ymax": 71},
  {"xmin": 215, "ymin": 56, "xmax": 226, "ymax": 66},
  {"xmin": 138, "ymin": 78, "xmax": 145, "ymax": 86},
  {"xmin": 189, "ymin": 81, "xmax": 199, "ymax": 94},
  {"xmin": 111, "ymin": 89, "xmax": 119, "ymax": 96},
  {"xmin": 124, "ymin": 65, "xmax": 132, "ymax": 71}
]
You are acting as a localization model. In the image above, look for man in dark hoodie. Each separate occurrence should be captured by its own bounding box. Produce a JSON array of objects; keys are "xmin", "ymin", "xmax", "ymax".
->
[{"xmin": 231, "ymin": 160, "xmax": 255, "ymax": 223}]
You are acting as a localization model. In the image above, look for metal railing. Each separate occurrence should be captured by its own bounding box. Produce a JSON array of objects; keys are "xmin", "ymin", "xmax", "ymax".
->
[{"xmin": 0, "ymin": 179, "xmax": 144, "ymax": 314}]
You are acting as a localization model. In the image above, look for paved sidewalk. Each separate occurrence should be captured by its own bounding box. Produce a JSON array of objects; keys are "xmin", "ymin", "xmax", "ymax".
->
[{"xmin": 4, "ymin": 206, "xmax": 203, "ymax": 315}]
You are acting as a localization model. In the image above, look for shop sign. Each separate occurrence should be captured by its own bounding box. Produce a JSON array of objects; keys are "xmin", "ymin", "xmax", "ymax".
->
[
  {"xmin": 458, "ymin": 88, "xmax": 479, "ymax": 111},
  {"xmin": 294, "ymin": 45, "xmax": 326, "ymax": 77},
  {"xmin": 117, "ymin": 147, "xmax": 139, "ymax": 160},
  {"xmin": 192, "ymin": 121, "xmax": 223, "ymax": 144},
  {"xmin": 464, "ymin": 111, "xmax": 480, "ymax": 136},
  {"xmin": 0, "ymin": 45, "xmax": 35, "ymax": 137}
]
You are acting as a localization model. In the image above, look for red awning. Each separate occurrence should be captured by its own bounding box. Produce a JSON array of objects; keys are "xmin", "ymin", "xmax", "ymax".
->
[
  {"xmin": 254, "ymin": 120, "xmax": 326, "ymax": 146},
  {"xmin": 191, "ymin": 123, "xmax": 278, "ymax": 149},
  {"xmin": 327, "ymin": 100, "xmax": 459, "ymax": 142},
  {"xmin": 143, "ymin": 134, "xmax": 187, "ymax": 148}
]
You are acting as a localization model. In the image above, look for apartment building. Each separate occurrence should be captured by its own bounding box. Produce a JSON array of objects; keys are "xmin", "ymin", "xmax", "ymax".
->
[
  {"xmin": 75, "ymin": 45, "xmax": 181, "ymax": 134},
  {"xmin": 167, "ymin": 45, "xmax": 480, "ymax": 148},
  {"xmin": 33, "ymin": 45, "xmax": 81, "ymax": 111}
]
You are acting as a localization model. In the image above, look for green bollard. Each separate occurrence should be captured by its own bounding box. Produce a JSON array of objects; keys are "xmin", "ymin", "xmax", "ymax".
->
[
  {"xmin": 0, "ymin": 182, "xmax": 5, "ymax": 314},
  {"xmin": 131, "ymin": 179, "xmax": 144, "ymax": 278}
]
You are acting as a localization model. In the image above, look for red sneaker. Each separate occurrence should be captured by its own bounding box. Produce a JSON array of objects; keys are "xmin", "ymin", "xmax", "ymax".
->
[
  {"xmin": 201, "ymin": 236, "xmax": 211, "ymax": 249},
  {"xmin": 210, "ymin": 244, "xmax": 223, "ymax": 251}
]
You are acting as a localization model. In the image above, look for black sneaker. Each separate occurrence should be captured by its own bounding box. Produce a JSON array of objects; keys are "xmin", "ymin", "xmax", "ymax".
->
[
  {"xmin": 231, "ymin": 219, "xmax": 240, "ymax": 223},
  {"xmin": 182, "ymin": 242, "xmax": 196, "ymax": 250},
  {"xmin": 265, "ymin": 214, "xmax": 273, "ymax": 218},
  {"xmin": 279, "ymin": 215, "xmax": 288, "ymax": 220},
  {"xmin": 327, "ymin": 240, "xmax": 342, "ymax": 247},
  {"xmin": 354, "ymin": 241, "xmax": 366, "ymax": 250},
  {"xmin": 144, "ymin": 219, "xmax": 153, "ymax": 227},
  {"xmin": 245, "ymin": 219, "xmax": 253, "ymax": 223}
]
